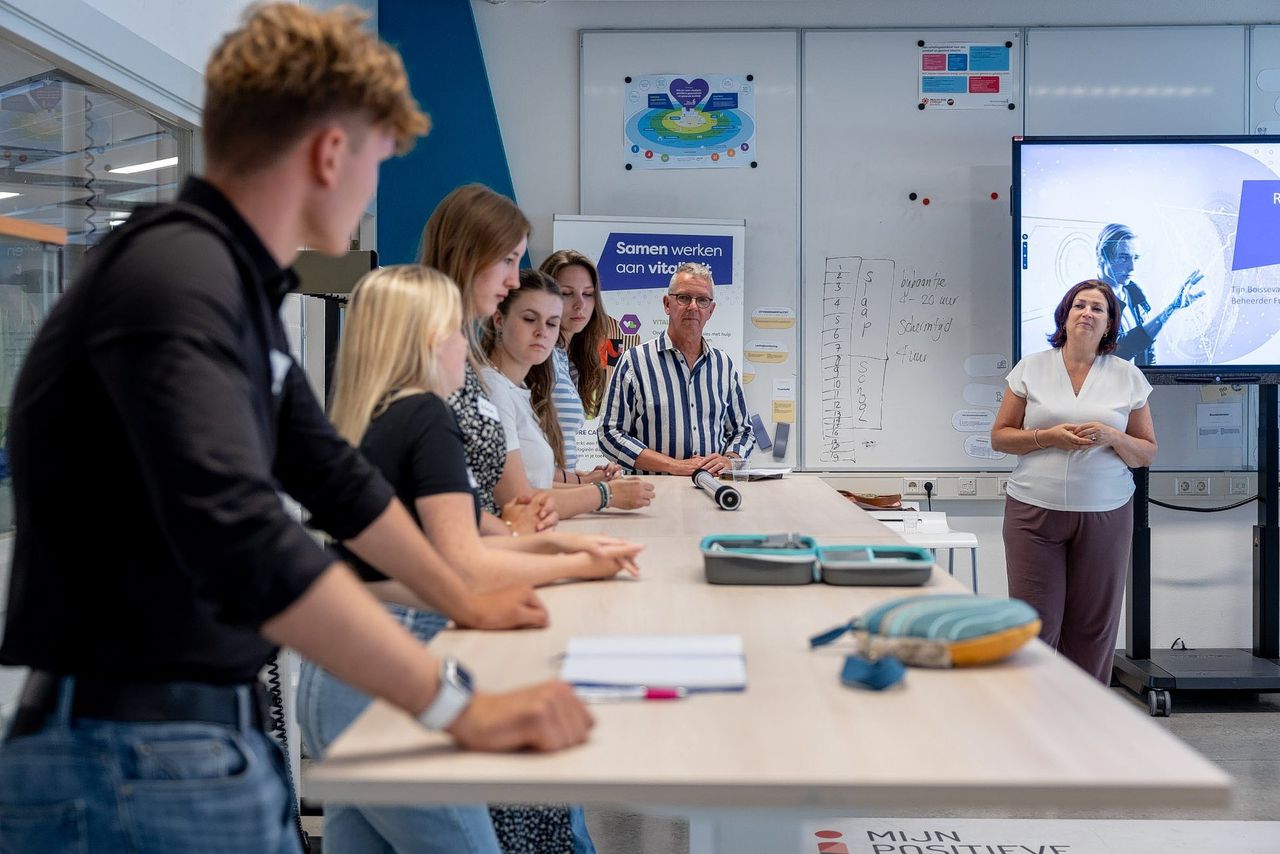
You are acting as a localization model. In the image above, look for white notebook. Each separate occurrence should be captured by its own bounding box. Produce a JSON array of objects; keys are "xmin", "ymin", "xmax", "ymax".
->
[{"xmin": 560, "ymin": 634, "xmax": 747, "ymax": 692}]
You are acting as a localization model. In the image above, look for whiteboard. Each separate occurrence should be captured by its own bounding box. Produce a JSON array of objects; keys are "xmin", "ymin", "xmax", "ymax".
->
[
  {"xmin": 581, "ymin": 26, "xmax": 1260, "ymax": 473},
  {"xmin": 1024, "ymin": 25, "xmax": 1251, "ymax": 471},
  {"xmin": 580, "ymin": 30, "xmax": 801, "ymax": 465},
  {"xmin": 801, "ymin": 30, "xmax": 1023, "ymax": 470}
]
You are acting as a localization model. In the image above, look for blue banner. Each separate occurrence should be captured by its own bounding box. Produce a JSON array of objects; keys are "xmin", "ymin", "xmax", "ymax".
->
[
  {"xmin": 969, "ymin": 45, "xmax": 1011, "ymax": 72},
  {"xmin": 596, "ymin": 232, "xmax": 734, "ymax": 291},
  {"xmin": 921, "ymin": 75, "xmax": 967, "ymax": 94},
  {"xmin": 1232, "ymin": 180, "xmax": 1280, "ymax": 271},
  {"xmin": 705, "ymin": 92, "xmax": 739, "ymax": 110}
]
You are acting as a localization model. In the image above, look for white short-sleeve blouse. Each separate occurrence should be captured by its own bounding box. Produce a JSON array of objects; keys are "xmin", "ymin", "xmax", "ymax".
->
[
  {"xmin": 481, "ymin": 367, "xmax": 557, "ymax": 490},
  {"xmin": 1004, "ymin": 349, "xmax": 1153, "ymax": 512}
]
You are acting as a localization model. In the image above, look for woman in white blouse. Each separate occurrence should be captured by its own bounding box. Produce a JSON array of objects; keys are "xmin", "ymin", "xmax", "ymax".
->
[
  {"xmin": 991, "ymin": 279, "xmax": 1158, "ymax": 683},
  {"xmin": 482, "ymin": 269, "xmax": 655, "ymax": 518}
]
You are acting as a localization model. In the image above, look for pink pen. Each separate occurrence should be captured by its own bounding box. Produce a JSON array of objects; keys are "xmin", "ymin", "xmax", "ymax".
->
[{"xmin": 575, "ymin": 686, "xmax": 689, "ymax": 702}]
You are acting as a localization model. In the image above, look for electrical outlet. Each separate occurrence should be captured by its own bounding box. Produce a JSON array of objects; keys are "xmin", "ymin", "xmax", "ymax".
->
[
  {"xmin": 1230, "ymin": 477, "xmax": 1250, "ymax": 496},
  {"xmin": 997, "ymin": 477, "xmax": 1009, "ymax": 495},
  {"xmin": 903, "ymin": 476, "xmax": 938, "ymax": 496},
  {"xmin": 958, "ymin": 477, "xmax": 977, "ymax": 496},
  {"xmin": 1175, "ymin": 476, "xmax": 1210, "ymax": 496}
]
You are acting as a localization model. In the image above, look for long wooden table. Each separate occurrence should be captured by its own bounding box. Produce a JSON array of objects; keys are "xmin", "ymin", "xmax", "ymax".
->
[{"xmin": 308, "ymin": 476, "xmax": 1229, "ymax": 839}]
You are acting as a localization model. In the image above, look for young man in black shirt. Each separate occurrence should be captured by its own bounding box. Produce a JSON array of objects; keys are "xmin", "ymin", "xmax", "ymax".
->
[{"xmin": 0, "ymin": 6, "xmax": 592, "ymax": 851}]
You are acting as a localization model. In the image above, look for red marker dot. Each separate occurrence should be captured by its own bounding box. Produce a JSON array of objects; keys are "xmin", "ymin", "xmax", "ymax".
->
[
  {"xmin": 991, "ymin": 191, "xmax": 999, "ymax": 200},
  {"xmin": 922, "ymin": 198, "xmax": 930, "ymax": 206},
  {"xmin": 815, "ymin": 830, "xmax": 843, "ymax": 839}
]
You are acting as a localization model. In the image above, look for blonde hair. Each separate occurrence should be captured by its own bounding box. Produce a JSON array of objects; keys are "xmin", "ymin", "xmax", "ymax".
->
[
  {"xmin": 329, "ymin": 264, "xmax": 462, "ymax": 445},
  {"xmin": 204, "ymin": 3, "xmax": 430, "ymax": 173},
  {"xmin": 418, "ymin": 183, "xmax": 531, "ymax": 370}
]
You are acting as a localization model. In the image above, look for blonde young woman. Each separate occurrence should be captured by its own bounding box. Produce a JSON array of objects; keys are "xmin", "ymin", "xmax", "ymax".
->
[
  {"xmin": 483, "ymin": 269, "xmax": 655, "ymax": 517},
  {"xmin": 298, "ymin": 265, "xmax": 641, "ymax": 854}
]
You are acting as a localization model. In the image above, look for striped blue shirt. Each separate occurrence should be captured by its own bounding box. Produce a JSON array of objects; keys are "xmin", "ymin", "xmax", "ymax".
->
[
  {"xmin": 551, "ymin": 346, "xmax": 585, "ymax": 469},
  {"xmin": 599, "ymin": 331, "xmax": 754, "ymax": 472}
]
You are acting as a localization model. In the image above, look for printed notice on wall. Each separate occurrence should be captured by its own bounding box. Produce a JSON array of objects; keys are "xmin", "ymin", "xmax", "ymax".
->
[
  {"xmin": 1197, "ymin": 401, "xmax": 1243, "ymax": 449},
  {"xmin": 918, "ymin": 42, "xmax": 1013, "ymax": 110},
  {"xmin": 625, "ymin": 73, "xmax": 756, "ymax": 169},
  {"xmin": 772, "ymin": 378, "xmax": 796, "ymax": 424}
]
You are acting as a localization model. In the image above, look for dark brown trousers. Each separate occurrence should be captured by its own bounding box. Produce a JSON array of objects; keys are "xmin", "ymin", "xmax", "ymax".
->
[{"xmin": 1003, "ymin": 495, "xmax": 1133, "ymax": 684}]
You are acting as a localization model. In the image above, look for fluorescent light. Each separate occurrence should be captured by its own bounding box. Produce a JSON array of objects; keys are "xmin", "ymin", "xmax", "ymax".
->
[
  {"xmin": 0, "ymin": 192, "xmax": 18, "ymax": 200},
  {"xmin": 108, "ymin": 156, "xmax": 178, "ymax": 175}
]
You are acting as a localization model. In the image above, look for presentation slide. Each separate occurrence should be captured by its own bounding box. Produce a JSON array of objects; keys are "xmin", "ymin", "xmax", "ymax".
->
[{"xmin": 1017, "ymin": 141, "xmax": 1280, "ymax": 370}]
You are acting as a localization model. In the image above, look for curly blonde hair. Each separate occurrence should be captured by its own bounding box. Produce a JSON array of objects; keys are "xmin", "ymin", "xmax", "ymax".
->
[{"xmin": 204, "ymin": 3, "xmax": 429, "ymax": 173}]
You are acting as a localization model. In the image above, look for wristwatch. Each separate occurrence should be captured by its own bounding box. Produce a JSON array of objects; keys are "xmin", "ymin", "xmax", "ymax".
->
[{"xmin": 416, "ymin": 657, "xmax": 475, "ymax": 731}]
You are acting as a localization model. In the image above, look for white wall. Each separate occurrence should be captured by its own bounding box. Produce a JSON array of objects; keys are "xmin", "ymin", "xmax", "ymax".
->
[
  {"xmin": 82, "ymin": 0, "xmax": 377, "ymax": 74},
  {"xmin": 473, "ymin": 0, "xmax": 1280, "ymax": 651},
  {"xmin": 473, "ymin": 0, "xmax": 1280, "ymax": 265},
  {"xmin": 82, "ymin": 0, "xmax": 250, "ymax": 72}
]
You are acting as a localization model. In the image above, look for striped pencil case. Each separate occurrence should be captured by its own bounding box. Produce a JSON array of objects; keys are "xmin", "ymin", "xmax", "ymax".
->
[{"xmin": 810, "ymin": 594, "xmax": 1041, "ymax": 667}]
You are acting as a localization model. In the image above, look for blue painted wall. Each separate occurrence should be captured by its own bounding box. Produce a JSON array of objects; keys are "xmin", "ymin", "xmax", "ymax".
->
[{"xmin": 377, "ymin": 0, "xmax": 516, "ymax": 265}]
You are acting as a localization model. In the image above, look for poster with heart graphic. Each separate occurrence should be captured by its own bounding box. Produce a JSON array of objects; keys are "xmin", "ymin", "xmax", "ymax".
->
[{"xmin": 624, "ymin": 73, "xmax": 756, "ymax": 169}]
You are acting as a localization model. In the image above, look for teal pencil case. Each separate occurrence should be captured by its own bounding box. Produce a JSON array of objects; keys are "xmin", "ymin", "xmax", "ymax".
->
[{"xmin": 699, "ymin": 533, "xmax": 818, "ymax": 585}]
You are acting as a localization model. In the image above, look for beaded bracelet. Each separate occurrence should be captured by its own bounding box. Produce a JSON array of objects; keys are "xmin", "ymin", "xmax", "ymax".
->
[{"xmin": 594, "ymin": 480, "xmax": 610, "ymax": 511}]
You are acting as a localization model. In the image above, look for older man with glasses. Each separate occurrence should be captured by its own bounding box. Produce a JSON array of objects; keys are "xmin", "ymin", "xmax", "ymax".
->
[{"xmin": 599, "ymin": 261, "xmax": 755, "ymax": 475}]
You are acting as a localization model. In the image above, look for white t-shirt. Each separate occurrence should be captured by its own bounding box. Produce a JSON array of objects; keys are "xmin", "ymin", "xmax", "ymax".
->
[
  {"xmin": 481, "ymin": 367, "xmax": 557, "ymax": 490},
  {"xmin": 1004, "ymin": 349, "xmax": 1152, "ymax": 512}
]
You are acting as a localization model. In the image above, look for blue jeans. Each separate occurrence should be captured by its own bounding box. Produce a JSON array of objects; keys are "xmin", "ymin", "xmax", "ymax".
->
[
  {"xmin": 299, "ymin": 604, "xmax": 502, "ymax": 854},
  {"xmin": 0, "ymin": 678, "xmax": 300, "ymax": 854}
]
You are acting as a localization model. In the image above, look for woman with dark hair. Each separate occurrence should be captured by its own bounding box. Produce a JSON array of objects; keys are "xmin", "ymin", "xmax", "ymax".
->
[
  {"xmin": 482, "ymin": 269, "xmax": 654, "ymax": 518},
  {"xmin": 991, "ymin": 279, "xmax": 1158, "ymax": 684},
  {"xmin": 539, "ymin": 249, "xmax": 621, "ymax": 481}
]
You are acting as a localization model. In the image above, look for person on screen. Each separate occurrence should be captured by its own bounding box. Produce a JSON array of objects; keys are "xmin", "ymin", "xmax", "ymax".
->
[
  {"xmin": 991, "ymin": 279, "xmax": 1158, "ymax": 684},
  {"xmin": 1096, "ymin": 222, "xmax": 1205, "ymax": 365}
]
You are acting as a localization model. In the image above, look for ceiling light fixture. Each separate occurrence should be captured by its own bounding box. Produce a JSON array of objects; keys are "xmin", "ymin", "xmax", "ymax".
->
[{"xmin": 108, "ymin": 156, "xmax": 178, "ymax": 175}]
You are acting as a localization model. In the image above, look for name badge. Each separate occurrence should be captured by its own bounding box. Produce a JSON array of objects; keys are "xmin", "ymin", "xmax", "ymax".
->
[
  {"xmin": 476, "ymin": 395, "xmax": 500, "ymax": 422},
  {"xmin": 269, "ymin": 350, "xmax": 293, "ymax": 396}
]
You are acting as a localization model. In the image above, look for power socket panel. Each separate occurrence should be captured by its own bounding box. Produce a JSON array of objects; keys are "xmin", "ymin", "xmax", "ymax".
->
[
  {"xmin": 903, "ymin": 476, "xmax": 939, "ymax": 496},
  {"xmin": 958, "ymin": 477, "xmax": 978, "ymax": 496},
  {"xmin": 1229, "ymin": 477, "xmax": 1251, "ymax": 496},
  {"xmin": 1174, "ymin": 476, "xmax": 1211, "ymax": 496},
  {"xmin": 997, "ymin": 477, "xmax": 1010, "ymax": 496}
]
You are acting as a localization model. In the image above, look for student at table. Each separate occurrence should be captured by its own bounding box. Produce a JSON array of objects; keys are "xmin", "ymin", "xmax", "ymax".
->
[
  {"xmin": 991, "ymin": 279, "xmax": 1157, "ymax": 684},
  {"xmin": 0, "ymin": 7, "xmax": 588, "ymax": 852},
  {"xmin": 300, "ymin": 264, "xmax": 642, "ymax": 853},
  {"xmin": 538, "ymin": 249, "xmax": 623, "ymax": 482},
  {"xmin": 419, "ymin": 184, "xmax": 556, "ymax": 535},
  {"xmin": 483, "ymin": 268, "xmax": 655, "ymax": 517},
  {"xmin": 599, "ymin": 261, "xmax": 755, "ymax": 475}
]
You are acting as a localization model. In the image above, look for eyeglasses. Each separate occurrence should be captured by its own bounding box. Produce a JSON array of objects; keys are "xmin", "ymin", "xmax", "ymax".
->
[{"xmin": 669, "ymin": 293, "xmax": 713, "ymax": 309}]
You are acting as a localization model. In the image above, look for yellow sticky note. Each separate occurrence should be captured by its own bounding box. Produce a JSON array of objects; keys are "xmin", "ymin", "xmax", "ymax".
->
[{"xmin": 772, "ymin": 400, "xmax": 795, "ymax": 423}]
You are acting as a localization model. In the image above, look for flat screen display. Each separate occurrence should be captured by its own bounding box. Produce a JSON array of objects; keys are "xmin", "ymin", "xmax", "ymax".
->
[{"xmin": 1013, "ymin": 136, "xmax": 1280, "ymax": 379}]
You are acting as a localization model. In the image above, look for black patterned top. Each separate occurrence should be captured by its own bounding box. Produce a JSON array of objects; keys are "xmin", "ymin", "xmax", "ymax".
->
[{"xmin": 447, "ymin": 363, "xmax": 510, "ymax": 515}]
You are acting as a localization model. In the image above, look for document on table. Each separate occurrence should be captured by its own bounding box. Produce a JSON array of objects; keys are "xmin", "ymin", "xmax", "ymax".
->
[{"xmin": 560, "ymin": 634, "xmax": 747, "ymax": 692}]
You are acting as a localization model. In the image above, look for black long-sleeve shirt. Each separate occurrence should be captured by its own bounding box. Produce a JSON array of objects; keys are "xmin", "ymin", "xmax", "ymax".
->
[{"xmin": 0, "ymin": 178, "xmax": 394, "ymax": 684}]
